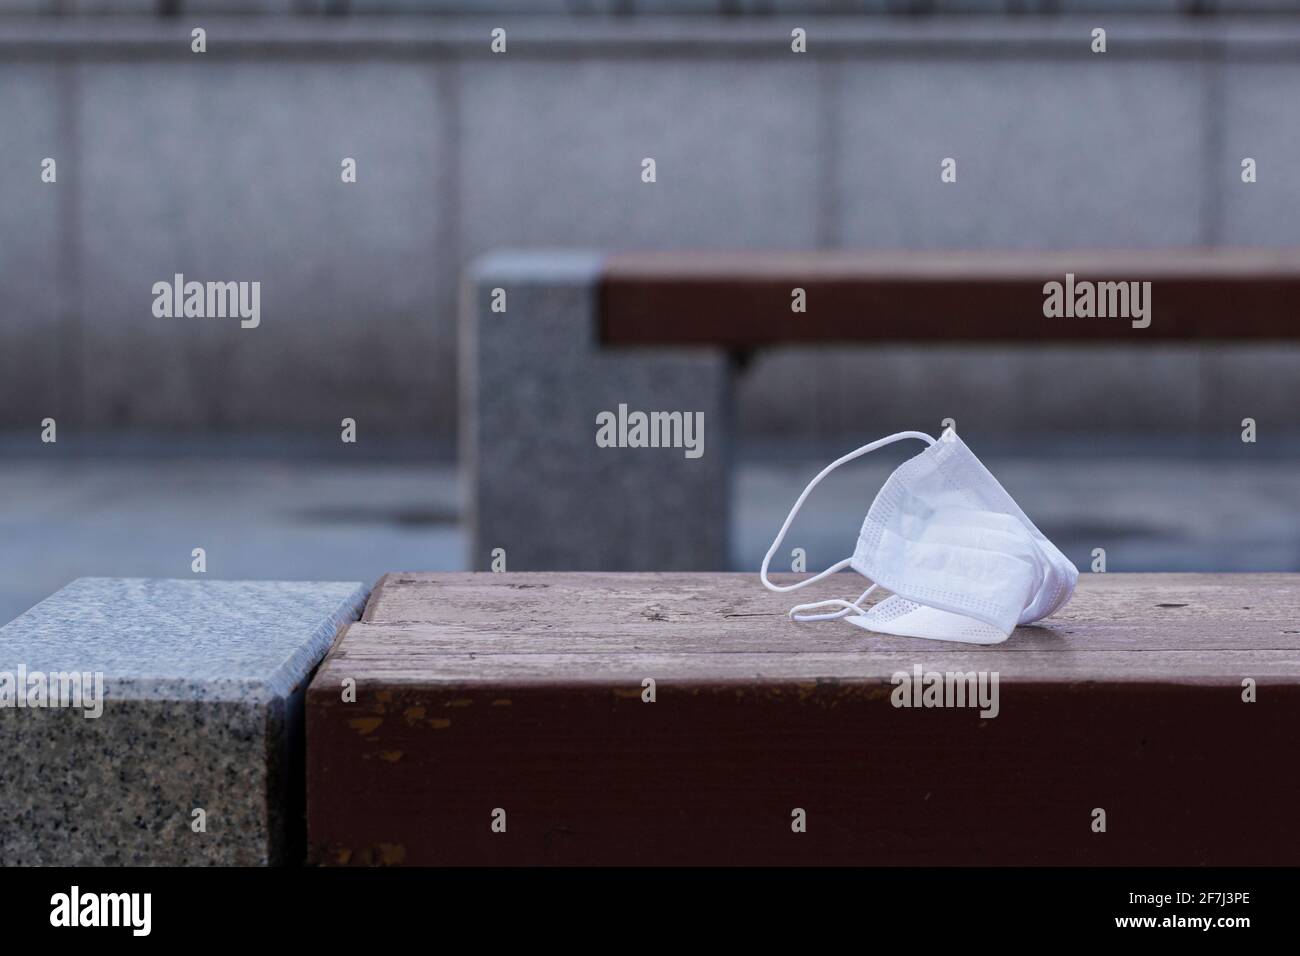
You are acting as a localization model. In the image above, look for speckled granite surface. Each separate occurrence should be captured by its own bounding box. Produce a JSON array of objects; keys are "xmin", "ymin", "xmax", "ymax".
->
[{"xmin": 0, "ymin": 577, "xmax": 369, "ymax": 866}]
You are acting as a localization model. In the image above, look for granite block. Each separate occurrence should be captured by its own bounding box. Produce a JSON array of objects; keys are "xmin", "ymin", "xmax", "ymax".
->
[
  {"xmin": 463, "ymin": 252, "xmax": 731, "ymax": 571},
  {"xmin": 0, "ymin": 577, "xmax": 369, "ymax": 866}
]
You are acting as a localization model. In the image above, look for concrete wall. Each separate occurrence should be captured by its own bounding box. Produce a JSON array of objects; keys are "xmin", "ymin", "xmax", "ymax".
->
[{"xmin": 2, "ymin": 15, "xmax": 1298, "ymax": 446}]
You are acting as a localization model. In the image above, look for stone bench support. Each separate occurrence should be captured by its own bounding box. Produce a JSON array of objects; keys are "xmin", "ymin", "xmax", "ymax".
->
[
  {"xmin": 0, "ymin": 577, "xmax": 368, "ymax": 865},
  {"xmin": 462, "ymin": 252, "xmax": 731, "ymax": 571}
]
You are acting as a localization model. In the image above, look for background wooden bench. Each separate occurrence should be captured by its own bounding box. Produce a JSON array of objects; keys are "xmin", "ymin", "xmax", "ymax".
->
[
  {"xmin": 306, "ymin": 571, "xmax": 1300, "ymax": 866},
  {"xmin": 600, "ymin": 248, "xmax": 1300, "ymax": 346},
  {"xmin": 464, "ymin": 248, "xmax": 1300, "ymax": 573}
]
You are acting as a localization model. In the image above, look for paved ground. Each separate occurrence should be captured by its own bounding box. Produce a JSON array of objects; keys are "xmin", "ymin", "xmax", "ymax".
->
[
  {"xmin": 0, "ymin": 456, "xmax": 462, "ymax": 627},
  {"xmin": 2, "ymin": 438, "xmax": 1297, "ymax": 625}
]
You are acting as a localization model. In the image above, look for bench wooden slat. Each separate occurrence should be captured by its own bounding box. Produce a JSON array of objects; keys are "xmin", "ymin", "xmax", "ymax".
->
[
  {"xmin": 599, "ymin": 249, "xmax": 1300, "ymax": 345},
  {"xmin": 307, "ymin": 572, "xmax": 1300, "ymax": 866},
  {"xmin": 356, "ymin": 571, "xmax": 1300, "ymax": 662}
]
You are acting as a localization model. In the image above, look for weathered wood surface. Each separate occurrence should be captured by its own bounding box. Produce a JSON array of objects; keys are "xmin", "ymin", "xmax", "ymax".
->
[
  {"xmin": 341, "ymin": 572, "xmax": 1300, "ymax": 682},
  {"xmin": 599, "ymin": 249, "xmax": 1300, "ymax": 345},
  {"xmin": 307, "ymin": 573, "xmax": 1300, "ymax": 866}
]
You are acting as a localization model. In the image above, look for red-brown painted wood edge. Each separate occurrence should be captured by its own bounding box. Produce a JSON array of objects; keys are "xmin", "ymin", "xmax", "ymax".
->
[
  {"xmin": 306, "ymin": 572, "xmax": 1300, "ymax": 866},
  {"xmin": 598, "ymin": 248, "xmax": 1300, "ymax": 346}
]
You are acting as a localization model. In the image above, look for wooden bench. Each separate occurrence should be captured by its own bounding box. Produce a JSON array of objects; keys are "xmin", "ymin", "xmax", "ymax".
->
[
  {"xmin": 306, "ymin": 571, "xmax": 1300, "ymax": 866},
  {"xmin": 463, "ymin": 248, "xmax": 1300, "ymax": 572},
  {"xmin": 600, "ymin": 248, "xmax": 1300, "ymax": 345}
]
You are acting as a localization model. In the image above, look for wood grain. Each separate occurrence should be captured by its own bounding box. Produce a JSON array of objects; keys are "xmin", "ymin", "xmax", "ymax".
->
[
  {"xmin": 307, "ymin": 572, "xmax": 1300, "ymax": 866},
  {"xmin": 599, "ymin": 249, "xmax": 1300, "ymax": 345}
]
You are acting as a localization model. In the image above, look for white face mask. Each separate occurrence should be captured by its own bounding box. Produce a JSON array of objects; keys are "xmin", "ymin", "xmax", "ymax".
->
[{"xmin": 759, "ymin": 429, "xmax": 1078, "ymax": 645}]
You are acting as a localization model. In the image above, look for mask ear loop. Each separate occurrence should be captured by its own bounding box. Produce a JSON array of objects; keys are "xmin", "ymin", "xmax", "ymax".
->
[
  {"xmin": 787, "ymin": 584, "xmax": 879, "ymax": 622},
  {"xmin": 759, "ymin": 430, "xmax": 937, "ymax": 622}
]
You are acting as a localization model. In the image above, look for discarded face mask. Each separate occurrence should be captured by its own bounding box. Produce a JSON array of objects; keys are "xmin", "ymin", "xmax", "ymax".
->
[{"xmin": 759, "ymin": 429, "xmax": 1077, "ymax": 645}]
